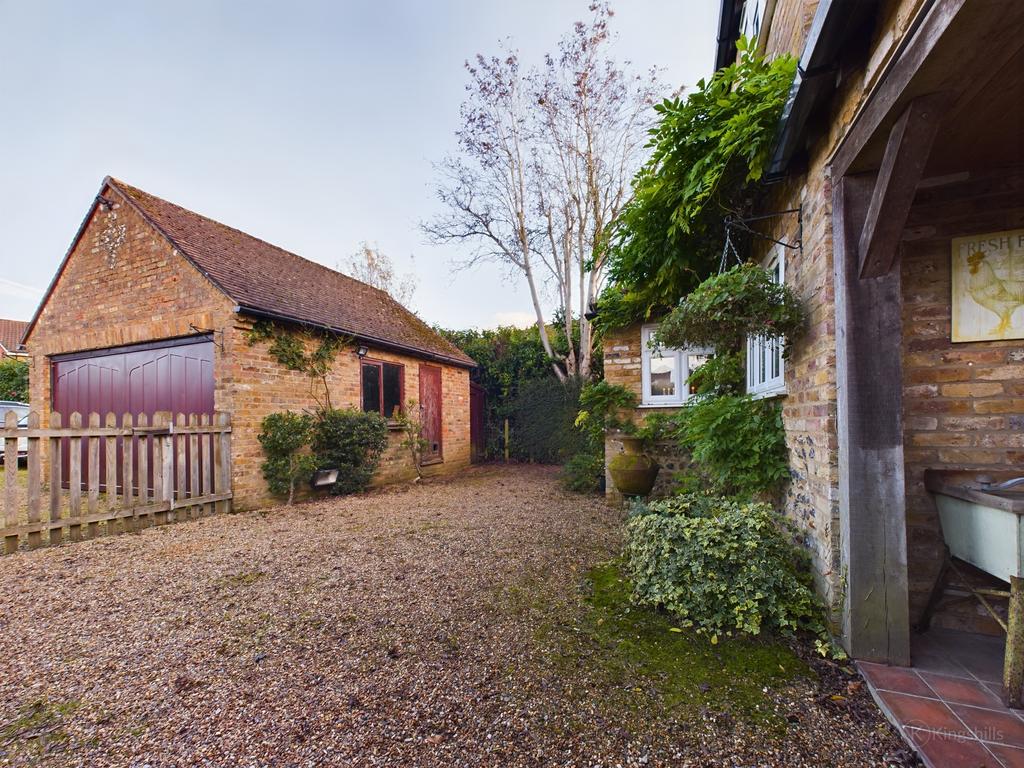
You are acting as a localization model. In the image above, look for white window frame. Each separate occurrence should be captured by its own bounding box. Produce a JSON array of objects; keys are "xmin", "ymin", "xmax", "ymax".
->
[
  {"xmin": 746, "ymin": 248, "xmax": 787, "ymax": 399},
  {"xmin": 640, "ymin": 324, "xmax": 709, "ymax": 407}
]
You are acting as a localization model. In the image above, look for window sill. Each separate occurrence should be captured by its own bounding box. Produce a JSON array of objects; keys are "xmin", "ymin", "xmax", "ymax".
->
[
  {"xmin": 747, "ymin": 386, "xmax": 787, "ymax": 401},
  {"xmin": 638, "ymin": 402, "xmax": 688, "ymax": 409}
]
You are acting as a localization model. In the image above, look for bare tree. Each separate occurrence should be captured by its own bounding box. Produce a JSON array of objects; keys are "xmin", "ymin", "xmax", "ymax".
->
[
  {"xmin": 342, "ymin": 242, "xmax": 418, "ymax": 307},
  {"xmin": 425, "ymin": 3, "xmax": 660, "ymax": 380}
]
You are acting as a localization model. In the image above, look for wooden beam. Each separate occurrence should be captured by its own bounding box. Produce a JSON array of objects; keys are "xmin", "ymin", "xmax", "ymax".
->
[
  {"xmin": 834, "ymin": 173, "xmax": 911, "ymax": 665},
  {"xmin": 858, "ymin": 94, "xmax": 948, "ymax": 278}
]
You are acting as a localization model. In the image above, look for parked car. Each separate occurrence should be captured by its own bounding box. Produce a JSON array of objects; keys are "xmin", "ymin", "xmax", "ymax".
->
[{"xmin": 0, "ymin": 401, "xmax": 29, "ymax": 464}]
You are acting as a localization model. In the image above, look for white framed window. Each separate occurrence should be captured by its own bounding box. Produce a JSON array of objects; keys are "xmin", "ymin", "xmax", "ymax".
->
[
  {"xmin": 640, "ymin": 324, "xmax": 711, "ymax": 407},
  {"xmin": 746, "ymin": 248, "xmax": 787, "ymax": 398}
]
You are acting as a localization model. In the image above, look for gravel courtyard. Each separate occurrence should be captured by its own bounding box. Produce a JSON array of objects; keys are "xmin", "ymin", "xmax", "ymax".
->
[{"xmin": 0, "ymin": 466, "xmax": 911, "ymax": 767}]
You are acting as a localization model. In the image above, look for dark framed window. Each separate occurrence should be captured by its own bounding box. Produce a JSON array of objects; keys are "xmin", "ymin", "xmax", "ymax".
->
[{"xmin": 361, "ymin": 360, "xmax": 404, "ymax": 418}]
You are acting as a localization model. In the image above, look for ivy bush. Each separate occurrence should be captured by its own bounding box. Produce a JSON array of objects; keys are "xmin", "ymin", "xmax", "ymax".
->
[
  {"xmin": 624, "ymin": 494, "xmax": 823, "ymax": 640},
  {"xmin": 310, "ymin": 409, "xmax": 389, "ymax": 495},
  {"xmin": 258, "ymin": 412, "xmax": 316, "ymax": 505}
]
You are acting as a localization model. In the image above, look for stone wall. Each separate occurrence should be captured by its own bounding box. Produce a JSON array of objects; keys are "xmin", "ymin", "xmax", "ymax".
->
[{"xmin": 26, "ymin": 181, "xmax": 471, "ymax": 511}]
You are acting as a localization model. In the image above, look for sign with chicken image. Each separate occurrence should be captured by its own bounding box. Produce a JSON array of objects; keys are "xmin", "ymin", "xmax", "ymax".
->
[{"xmin": 952, "ymin": 228, "xmax": 1024, "ymax": 342}]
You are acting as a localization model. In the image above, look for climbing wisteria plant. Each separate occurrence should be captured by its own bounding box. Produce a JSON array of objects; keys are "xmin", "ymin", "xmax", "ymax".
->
[{"xmin": 599, "ymin": 39, "xmax": 797, "ymax": 328}]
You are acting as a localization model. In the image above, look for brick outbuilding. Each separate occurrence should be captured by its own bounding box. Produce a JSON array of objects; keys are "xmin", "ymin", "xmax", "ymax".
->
[{"xmin": 22, "ymin": 177, "xmax": 475, "ymax": 509}]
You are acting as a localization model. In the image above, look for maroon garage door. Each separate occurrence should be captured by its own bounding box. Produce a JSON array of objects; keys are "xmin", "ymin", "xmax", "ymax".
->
[{"xmin": 51, "ymin": 336, "xmax": 215, "ymax": 491}]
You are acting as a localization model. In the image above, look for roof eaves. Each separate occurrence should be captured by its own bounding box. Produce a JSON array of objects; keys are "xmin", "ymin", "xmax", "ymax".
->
[{"xmin": 235, "ymin": 305, "xmax": 476, "ymax": 369}]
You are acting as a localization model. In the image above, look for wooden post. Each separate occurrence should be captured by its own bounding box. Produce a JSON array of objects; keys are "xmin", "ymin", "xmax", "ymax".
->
[
  {"xmin": 1005, "ymin": 576, "xmax": 1024, "ymax": 708},
  {"xmin": 176, "ymin": 413, "xmax": 187, "ymax": 520},
  {"xmin": 136, "ymin": 413, "xmax": 149, "ymax": 528},
  {"xmin": 504, "ymin": 418, "xmax": 510, "ymax": 463},
  {"xmin": 4, "ymin": 410, "xmax": 18, "ymax": 554},
  {"xmin": 49, "ymin": 412, "xmax": 62, "ymax": 547},
  {"xmin": 68, "ymin": 412, "xmax": 82, "ymax": 542},
  {"xmin": 217, "ymin": 412, "xmax": 231, "ymax": 514},
  {"xmin": 834, "ymin": 174, "xmax": 911, "ymax": 664},
  {"xmin": 201, "ymin": 414, "xmax": 213, "ymax": 517},
  {"xmin": 105, "ymin": 413, "xmax": 118, "ymax": 533},
  {"xmin": 189, "ymin": 413, "xmax": 199, "ymax": 517},
  {"xmin": 122, "ymin": 414, "xmax": 135, "ymax": 528},
  {"xmin": 160, "ymin": 412, "xmax": 175, "ymax": 519},
  {"xmin": 152, "ymin": 413, "xmax": 167, "ymax": 526},
  {"xmin": 87, "ymin": 412, "xmax": 100, "ymax": 539},
  {"xmin": 26, "ymin": 412, "xmax": 41, "ymax": 550}
]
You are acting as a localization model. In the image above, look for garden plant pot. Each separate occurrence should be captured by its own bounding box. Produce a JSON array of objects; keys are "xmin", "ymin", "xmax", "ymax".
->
[{"xmin": 608, "ymin": 436, "xmax": 660, "ymax": 497}]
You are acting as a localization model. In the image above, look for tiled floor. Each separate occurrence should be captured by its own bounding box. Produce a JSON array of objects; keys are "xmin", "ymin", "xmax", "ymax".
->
[{"xmin": 860, "ymin": 628, "xmax": 1024, "ymax": 768}]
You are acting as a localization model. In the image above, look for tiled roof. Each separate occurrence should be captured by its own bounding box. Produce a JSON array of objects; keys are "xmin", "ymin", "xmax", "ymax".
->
[
  {"xmin": 108, "ymin": 179, "xmax": 474, "ymax": 368},
  {"xmin": 0, "ymin": 319, "xmax": 28, "ymax": 354}
]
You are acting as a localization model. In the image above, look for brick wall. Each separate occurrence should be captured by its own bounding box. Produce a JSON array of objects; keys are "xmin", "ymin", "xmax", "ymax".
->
[
  {"xmin": 901, "ymin": 237, "xmax": 1024, "ymax": 622},
  {"xmin": 26, "ymin": 182, "xmax": 471, "ymax": 511}
]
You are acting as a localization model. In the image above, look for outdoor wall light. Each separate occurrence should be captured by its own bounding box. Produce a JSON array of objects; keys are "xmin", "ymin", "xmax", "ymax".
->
[
  {"xmin": 356, "ymin": 345, "xmax": 369, "ymax": 357},
  {"xmin": 311, "ymin": 468, "xmax": 339, "ymax": 488}
]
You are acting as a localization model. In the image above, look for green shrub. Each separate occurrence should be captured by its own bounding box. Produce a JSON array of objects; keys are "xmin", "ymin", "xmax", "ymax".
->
[
  {"xmin": 310, "ymin": 409, "xmax": 389, "ymax": 495},
  {"xmin": 678, "ymin": 395, "xmax": 789, "ymax": 498},
  {"xmin": 506, "ymin": 377, "xmax": 587, "ymax": 463},
  {"xmin": 575, "ymin": 381, "xmax": 637, "ymax": 450},
  {"xmin": 560, "ymin": 452, "xmax": 605, "ymax": 493},
  {"xmin": 0, "ymin": 358, "xmax": 28, "ymax": 402},
  {"xmin": 258, "ymin": 412, "xmax": 315, "ymax": 505},
  {"xmin": 624, "ymin": 494, "xmax": 822, "ymax": 639}
]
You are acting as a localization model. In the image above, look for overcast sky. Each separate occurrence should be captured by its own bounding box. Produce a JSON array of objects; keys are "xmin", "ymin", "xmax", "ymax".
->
[{"xmin": 0, "ymin": 1, "xmax": 717, "ymax": 328}]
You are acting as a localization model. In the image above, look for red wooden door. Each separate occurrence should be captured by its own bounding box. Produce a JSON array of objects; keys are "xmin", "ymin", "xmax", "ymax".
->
[
  {"xmin": 51, "ymin": 337, "xmax": 215, "ymax": 492},
  {"xmin": 419, "ymin": 364, "xmax": 442, "ymax": 463}
]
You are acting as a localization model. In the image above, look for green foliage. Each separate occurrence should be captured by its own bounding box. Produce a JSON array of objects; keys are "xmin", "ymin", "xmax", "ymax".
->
[
  {"xmin": 393, "ymin": 399, "xmax": 429, "ymax": 479},
  {"xmin": 686, "ymin": 351, "xmax": 745, "ymax": 396},
  {"xmin": 574, "ymin": 381, "xmax": 638, "ymax": 450},
  {"xmin": 600, "ymin": 42, "xmax": 797, "ymax": 328},
  {"xmin": 679, "ymin": 395, "xmax": 789, "ymax": 498},
  {"xmin": 258, "ymin": 412, "xmax": 315, "ymax": 505},
  {"xmin": 656, "ymin": 264, "xmax": 806, "ymax": 355},
  {"xmin": 624, "ymin": 494, "xmax": 823, "ymax": 639},
  {"xmin": 245, "ymin": 320, "xmax": 344, "ymax": 407},
  {"xmin": 560, "ymin": 452, "xmax": 605, "ymax": 494},
  {"xmin": 0, "ymin": 358, "xmax": 29, "ymax": 402},
  {"xmin": 309, "ymin": 409, "xmax": 389, "ymax": 495},
  {"xmin": 505, "ymin": 377, "xmax": 587, "ymax": 464}
]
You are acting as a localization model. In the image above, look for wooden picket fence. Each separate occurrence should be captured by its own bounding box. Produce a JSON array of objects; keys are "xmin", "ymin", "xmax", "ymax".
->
[{"xmin": 1, "ymin": 410, "xmax": 232, "ymax": 554}]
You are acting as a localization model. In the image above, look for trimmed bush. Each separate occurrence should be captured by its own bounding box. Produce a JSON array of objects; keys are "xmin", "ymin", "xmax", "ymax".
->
[
  {"xmin": 624, "ymin": 494, "xmax": 822, "ymax": 639},
  {"xmin": 310, "ymin": 409, "xmax": 389, "ymax": 495},
  {"xmin": 258, "ymin": 412, "xmax": 315, "ymax": 505}
]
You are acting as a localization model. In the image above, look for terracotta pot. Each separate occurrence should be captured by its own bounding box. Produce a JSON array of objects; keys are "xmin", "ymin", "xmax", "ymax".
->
[{"xmin": 608, "ymin": 436, "xmax": 660, "ymax": 497}]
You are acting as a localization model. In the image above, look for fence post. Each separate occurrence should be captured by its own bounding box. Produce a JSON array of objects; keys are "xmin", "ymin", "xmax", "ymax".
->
[
  {"xmin": 105, "ymin": 413, "xmax": 117, "ymax": 532},
  {"xmin": 189, "ymin": 413, "xmax": 199, "ymax": 517},
  {"xmin": 201, "ymin": 414, "xmax": 213, "ymax": 517},
  {"xmin": 68, "ymin": 412, "xmax": 82, "ymax": 542},
  {"xmin": 49, "ymin": 412, "xmax": 62, "ymax": 547},
  {"xmin": 123, "ymin": 413, "xmax": 136, "ymax": 529},
  {"xmin": 159, "ymin": 412, "xmax": 174, "ymax": 520},
  {"xmin": 26, "ymin": 412, "xmax": 41, "ymax": 550},
  {"xmin": 4, "ymin": 410, "xmax": 18, "ymax": 554},
  {"xmin": 136, "ymin": 413, "xmax": 149, "ymax": 528},
  {"xmin": 504, "ymin": 418, "xmax": 510, "ymax": 463},
  {"xmin": 87, "ymin": 412, "xmax": 100, "ymax": 539},
  {"xmin": 217, "ymin": 412, "xmax": 232, "ymax": 514}
]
